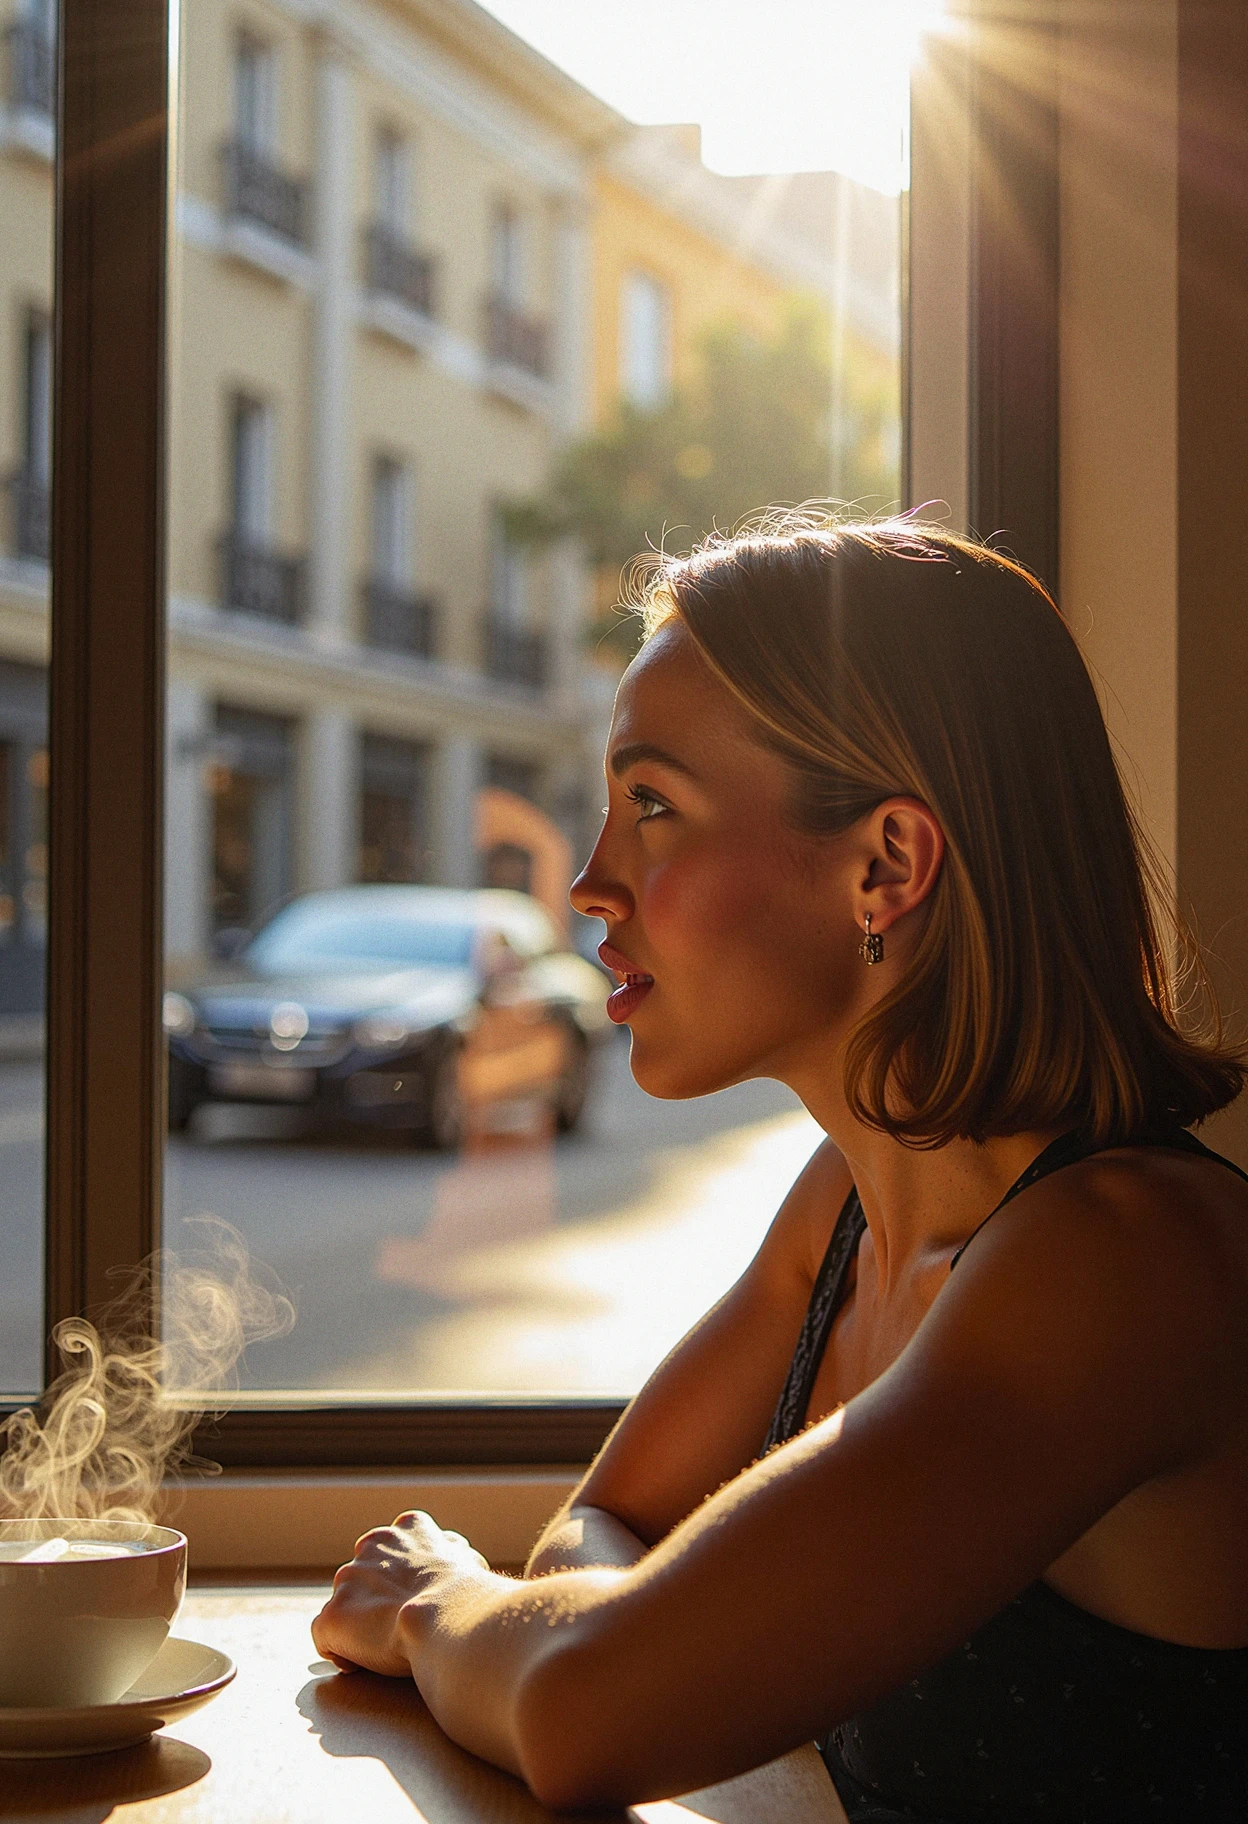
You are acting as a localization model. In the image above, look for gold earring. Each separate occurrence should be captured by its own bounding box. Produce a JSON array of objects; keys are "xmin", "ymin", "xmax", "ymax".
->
[{"xmin": 859, "ymin": 912, "xmax": 884, "ymax": 965}]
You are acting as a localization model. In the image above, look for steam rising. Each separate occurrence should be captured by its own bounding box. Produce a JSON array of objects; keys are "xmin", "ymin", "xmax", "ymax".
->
[{"xmin": 0, "ymin": 1218, "xmax": 294, "ymax": 1524}]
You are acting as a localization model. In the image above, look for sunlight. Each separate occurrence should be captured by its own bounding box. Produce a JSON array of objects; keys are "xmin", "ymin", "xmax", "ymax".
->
[{"xmin": 476, "ymin": 0, "xmax": 952, "ymax": 193}]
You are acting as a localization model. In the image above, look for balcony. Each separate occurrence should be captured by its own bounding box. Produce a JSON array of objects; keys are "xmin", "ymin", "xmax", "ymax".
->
[
  {"xmin": 363, "ymin": 224, "xmax": 436, "ymax": 319},
  {"xmin": 6, "ymin": 469, "xmax": 49, "ymax": 563},
  {"xmin": 362, "ymin": 578, "xmax": 438, "ymax": 659},
  {"xmin": 6, "ymin": 20, "xmax": 54, "ymax": 118},
  {"xmin": 220, "ymin": 140, "xmax": 308, "ymax": 247},
  {"xmin": 219, "ymin": 533, "xmax": 304, "ymax": 624},
  {"xmin": 483, "ymin": 295, "xmax": 548, "ymax": 381},
  {"xmin": 482, "ymin": 614, "xmax": 547, "ymax": 690}
]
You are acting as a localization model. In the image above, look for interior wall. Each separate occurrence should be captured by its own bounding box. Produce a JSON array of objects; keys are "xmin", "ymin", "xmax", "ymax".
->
[
  {"xmin": 1061, "ymin": 1, "xmax": 1248, "ymax": 1165},
  {"xmin": 1058, "ymin": 2, "xmax": 1178, "ymax": 880},
  {"xmin": 1175, "ymin": 0, "xmax": 1248, "ymax": 1164}
]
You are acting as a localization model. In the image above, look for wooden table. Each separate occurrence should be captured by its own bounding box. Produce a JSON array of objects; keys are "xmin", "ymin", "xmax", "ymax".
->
[{"xmin": 0, "ymin": 1584, "xmax": 850, "ymax": 1823}]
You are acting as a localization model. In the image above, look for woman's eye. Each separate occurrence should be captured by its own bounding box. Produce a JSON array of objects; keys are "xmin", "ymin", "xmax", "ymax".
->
[{"xmin": 625, "ymin": 784, "xmax": 668, "ymax": 822}]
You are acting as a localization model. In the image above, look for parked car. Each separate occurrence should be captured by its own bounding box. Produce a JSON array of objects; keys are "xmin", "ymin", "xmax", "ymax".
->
[{"xmin": 164, "ymin": 885, "xmax": 612, "ymax": 1146}]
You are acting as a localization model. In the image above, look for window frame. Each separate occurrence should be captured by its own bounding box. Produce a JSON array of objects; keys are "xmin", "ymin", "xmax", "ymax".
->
[{"xmin": 13, "ymin": 0, "xmax": 1059, "ymax": 1472}]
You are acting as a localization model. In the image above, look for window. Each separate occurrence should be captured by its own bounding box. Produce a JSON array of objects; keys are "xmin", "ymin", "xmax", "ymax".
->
[
  {"xmin": 373, "ymin": 126, "xmax": 408, "ymax": 238},
  {"xmin": 233, "ymin": 34, "xmax": 276, "ymax": 157},
  {"xmin": 8, "ymin": 309, "xmax": 52, "ymax": 562},
  {"xmin": 16, "ymin": 0, "xmax": 1071, "ymax": 1472},
  {"xmin": 359, "ymin": 734, "xmax": 428, "ymax": 885},
  {"xmin": 209, "ymin": 708, "xmax": 293, "ymax": 939},
  {"xmin": 489, "ymin": 506, "xmax": 528, "ymax": 629},
  {"xmin": 157, "ymin": 0, "xmax": 915, "ymax": 1432},
  {"xmin": 620, "ymin": 271, "xmax": 671, "ymax": 410},
  {"xmin": 0, "ymin": 9, "xmax": 52, "ymax": 1404},
  {"xmin": 7, "ymin": 0, "xmax": 55, "ymax": 124},
  {"xmin": 490, "ymin": 199, "xmax": 524, "ymax": 308},
  {"xmin": 370, "ymin": 455, "xmax": 410, "ymax": 588},
  {"xmin": 230, "ymin": 394, "xmax": 272, "ymax": 543}
]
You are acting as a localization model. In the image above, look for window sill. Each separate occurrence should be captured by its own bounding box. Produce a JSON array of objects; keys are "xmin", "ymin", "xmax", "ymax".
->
[{"xmin": 159, "ymin": 1465, "xmax": 581, "ymax": 1572}]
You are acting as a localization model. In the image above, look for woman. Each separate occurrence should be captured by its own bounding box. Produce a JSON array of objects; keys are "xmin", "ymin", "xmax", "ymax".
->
[{"xmin": 312, "ymin": 522, "xmax": 1248, "ymax": 1822}]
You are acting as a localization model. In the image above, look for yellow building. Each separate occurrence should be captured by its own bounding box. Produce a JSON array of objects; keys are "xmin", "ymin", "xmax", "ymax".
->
[
  {"xmin": 1, "ymin": 0, "xmax": 899, "ymax": 997},
  {"xmin": 591, "ymin": 122, "xmax": 901, "ymax": 469}
]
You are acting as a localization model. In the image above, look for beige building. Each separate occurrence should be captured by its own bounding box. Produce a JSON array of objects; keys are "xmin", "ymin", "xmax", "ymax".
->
[{"xmin": 1, "ymin": 0, "xmax": 899, "ymax": 998}]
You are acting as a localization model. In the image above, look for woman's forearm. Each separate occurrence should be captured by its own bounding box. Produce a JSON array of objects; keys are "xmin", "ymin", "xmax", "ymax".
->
[
  {"xmin": 398, "ymin": 1563, "xmax": 625, "ymax": 1787},
  {"xmin": 525, "ymin": 1500, "xmax": 651, "ymax": 1577}
]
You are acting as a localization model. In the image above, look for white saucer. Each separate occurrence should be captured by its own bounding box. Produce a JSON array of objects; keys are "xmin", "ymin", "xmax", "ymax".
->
[{"xmin": 0, "ymin": 1636, "xmax": 235, "ymax": 1758}]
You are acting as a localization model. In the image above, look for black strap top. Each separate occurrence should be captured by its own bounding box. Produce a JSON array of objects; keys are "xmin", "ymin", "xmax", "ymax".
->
[{"xmin": 763, "ymin": 1124, "xmax": 1248, "ymax": 1824}]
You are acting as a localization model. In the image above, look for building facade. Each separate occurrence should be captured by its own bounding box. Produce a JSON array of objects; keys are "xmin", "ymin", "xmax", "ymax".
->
[{"xmin": 1, "ymin": 0, "xmax": 900, "ymax": 1004}]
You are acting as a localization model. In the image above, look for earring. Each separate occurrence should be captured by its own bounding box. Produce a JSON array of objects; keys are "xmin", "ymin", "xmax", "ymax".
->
[{"xmin": 859, "ymin": 912, "xmax": 884, "ymax": 965}]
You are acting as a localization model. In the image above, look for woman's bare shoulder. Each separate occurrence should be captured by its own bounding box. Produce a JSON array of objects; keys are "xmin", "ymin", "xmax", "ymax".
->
[{"xmin": 936, "ymin": 1141, "xmax": 1248, "ymax": 1437}]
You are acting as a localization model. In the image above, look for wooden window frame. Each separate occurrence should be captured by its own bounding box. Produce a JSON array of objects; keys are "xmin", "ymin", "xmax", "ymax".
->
[{"xmin": 9, "ymin": 0, "xmax": 1058, "ymax": 1472}]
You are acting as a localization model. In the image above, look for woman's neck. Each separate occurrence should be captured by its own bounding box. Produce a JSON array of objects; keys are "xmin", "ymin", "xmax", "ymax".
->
[
  {"xmin": 783, "ymin": 1044, "xmax": 1066, "ymax": 1290},
  {"xmin": 830, "ymin": 1123, "xmax": 1067, "ymax": 1293}
]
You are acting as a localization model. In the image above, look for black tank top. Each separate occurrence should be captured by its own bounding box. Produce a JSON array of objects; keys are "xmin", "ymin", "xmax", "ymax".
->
[{"xmin": 762, "ymin": 1124, "xmax": 1248, "ymax": 1824}]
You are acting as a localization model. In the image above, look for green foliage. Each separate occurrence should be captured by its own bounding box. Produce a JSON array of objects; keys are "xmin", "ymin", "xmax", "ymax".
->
[{"xmin": 503, "ymin": 302, "xmax": 899, "ymax": 659}]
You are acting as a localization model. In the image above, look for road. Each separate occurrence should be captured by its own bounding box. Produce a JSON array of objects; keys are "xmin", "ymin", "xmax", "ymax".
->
[{"xmin": 0, "ymin": 1039, "xmax": 823, "ymax": 1400}]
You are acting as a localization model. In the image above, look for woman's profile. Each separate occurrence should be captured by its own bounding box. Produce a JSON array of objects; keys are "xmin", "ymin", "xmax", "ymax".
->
[{"xmin": 313, "ymin": 519, "xmax": 1248, "ymax": 1821}]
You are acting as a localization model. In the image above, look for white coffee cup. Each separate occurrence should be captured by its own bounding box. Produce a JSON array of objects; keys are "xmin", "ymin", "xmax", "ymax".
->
[{"xmin": 0, "ymin": 1519, "xmax": 187, "ymax": 1707}]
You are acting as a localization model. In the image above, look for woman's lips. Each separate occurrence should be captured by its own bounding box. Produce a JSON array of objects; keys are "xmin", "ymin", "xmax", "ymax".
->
[{"xmin": 599, "ymin": 943, "xmax": 655, "ymax": 1025}]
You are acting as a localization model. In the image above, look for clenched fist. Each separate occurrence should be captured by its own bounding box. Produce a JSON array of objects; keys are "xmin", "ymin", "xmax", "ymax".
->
[{"xmin": 311, "ymin": 1509, "xmax": 492, "ymax": 1679}]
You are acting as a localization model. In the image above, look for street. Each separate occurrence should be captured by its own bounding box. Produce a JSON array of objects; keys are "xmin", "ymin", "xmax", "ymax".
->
[{"xmin": 0, "ymin": 1039, "xmax": 823, "ymax": 1400}]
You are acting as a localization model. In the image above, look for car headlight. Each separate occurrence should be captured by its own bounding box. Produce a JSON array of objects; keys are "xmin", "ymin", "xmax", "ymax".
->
[
  {"xmin": 353, "ymin": 1012, "xmax": 413, "ymax": 1049},
  {"xmin": 162, "ymin": 992, "xmax": 197, "ymax": 1038}
]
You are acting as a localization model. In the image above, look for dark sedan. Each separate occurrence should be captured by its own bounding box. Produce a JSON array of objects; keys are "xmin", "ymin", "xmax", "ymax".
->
[{"xmin": 164, "ymin": 885, "xmax": 611, "ymax": 1146}]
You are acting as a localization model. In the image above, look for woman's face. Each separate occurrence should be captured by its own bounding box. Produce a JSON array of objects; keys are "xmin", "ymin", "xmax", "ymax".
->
[{"xmin": 571, "ymin": 620, "xmax": 865, "ymax": 1100}]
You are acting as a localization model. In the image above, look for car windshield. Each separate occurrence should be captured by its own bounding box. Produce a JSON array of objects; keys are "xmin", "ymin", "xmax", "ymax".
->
[{"xmin": 246, "ymin": 904, "xmax": 476, "ymax": 973}]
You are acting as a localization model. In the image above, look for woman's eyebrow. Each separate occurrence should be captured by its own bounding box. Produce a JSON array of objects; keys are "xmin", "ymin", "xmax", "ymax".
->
[{"xmin": 609, "ymin": 741, "xmax": 700, "ymax": 780}]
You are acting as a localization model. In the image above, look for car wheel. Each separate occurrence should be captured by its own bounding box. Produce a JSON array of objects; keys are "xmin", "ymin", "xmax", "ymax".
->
[
  {"xmin": 555, "ymin": 1027, "xmax": 591, "ymax": 1134},
  {"xmin": 419, "ymin": 1042, "xmax": 465, "ymax": 1151}
]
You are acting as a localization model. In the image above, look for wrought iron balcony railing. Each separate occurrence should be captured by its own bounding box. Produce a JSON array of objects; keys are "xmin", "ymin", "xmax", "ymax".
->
[
  {"xmin": 220, "ymin": 141, "xmax": 308, "ymax": 247},
  {"xmin": 6, "ymin": 20, "xmax": 54, "ymax": 117},
  {"xmin": 362, "ymin": 578, "xmax": 439, "ymax": 658},
  {"xmin": 363, "ymin": 224, "xmax": 437, "ymax": 319},
  {"xmin": 219, "ymin": 533, "xmax": 304, "ymax": 624},
  {"xmin": 483, "ymin": 614, "xmax": 547, "ymax": 689},
  {"xmin": 483, "ymin": 295, "xmax": 549, "ymax": 381},
  {"xmin": 6, "ymin": 470, "xmax": 49, "ymax": 562}
]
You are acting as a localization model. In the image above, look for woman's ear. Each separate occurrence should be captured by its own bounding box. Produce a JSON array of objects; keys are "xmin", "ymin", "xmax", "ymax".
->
[{"xmin": 858, "ymin": 798, "xmax": 944, "ymax": 934}]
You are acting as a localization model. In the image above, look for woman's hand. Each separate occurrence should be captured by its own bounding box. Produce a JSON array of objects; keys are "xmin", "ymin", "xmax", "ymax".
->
[{"xmin": 311, "ymin": 1509, "xmax": 493, "ymax": 1679}]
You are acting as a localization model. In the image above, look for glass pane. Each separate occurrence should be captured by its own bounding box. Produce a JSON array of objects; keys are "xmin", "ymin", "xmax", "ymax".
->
[
  {"xmin": 0, "ymin": 0, "xmax": 54, "ymax": 1397},
  {"xmin": 164, "ymin": 0, "xmax": 908, "ymax": 1399}
]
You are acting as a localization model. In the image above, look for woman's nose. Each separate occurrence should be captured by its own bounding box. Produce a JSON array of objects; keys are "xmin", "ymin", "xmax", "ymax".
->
[{"xmin": 570, "ymin": 829, "xmax": 632, "ymax": 924}]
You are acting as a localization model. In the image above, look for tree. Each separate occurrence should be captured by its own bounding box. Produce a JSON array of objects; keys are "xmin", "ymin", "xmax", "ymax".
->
[{"xmin": 504, "ymin": 302, "xmax": 898, "ymax": 656}]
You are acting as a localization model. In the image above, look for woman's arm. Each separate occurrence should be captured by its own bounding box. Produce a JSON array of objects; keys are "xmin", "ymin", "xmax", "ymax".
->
[
  {"xmin": 525, "ymin": 1503, "xmax": 649, "ymax": 1576},
  {"xmin": 314, "ymin": 1152, "xmax": 1242, "ymax": 1808}
]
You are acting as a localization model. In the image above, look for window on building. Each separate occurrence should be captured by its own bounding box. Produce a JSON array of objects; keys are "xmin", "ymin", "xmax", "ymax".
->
[
  {"xmin": 490, "ymin": 199, "xmax": 524, "ymax": 307},
  {"xmin": 230, "ymin": 394, "xmax": 272, "ymax": 544},
  {"xmin": 10, "ymin": 310, "xmax": 52, "ymax": 562},
  {"xmin": 485, "ymin": 752, "xmax": 541, "ymax": 804},
  {"xmin": 620, "ymin": 271, "xmax": 672, "ymax": 411},
  {"xmin": 234, "ymin": 34, "xmax": 277, "ymax": 155},
  {"xmin": 373, "ymin": 126, "xmax": 408, "ymax": 237},
  {"xmin": 0, "ymin": 20, "xmax": 52, "ymax": 1402},
  {"xmin": 359, "ymin": 733, "xmax": 428, "ymax": 884},
  {"xmin": 370, "ymin": 455, "xmax": 410, "ymax": 587},
  {"xmin": 489, "ymin": 506, "xmax": 528, "ymax": 627},
  {"xmin": 210, "ymin": 708, "xmax": 293, "ymax": 939}
]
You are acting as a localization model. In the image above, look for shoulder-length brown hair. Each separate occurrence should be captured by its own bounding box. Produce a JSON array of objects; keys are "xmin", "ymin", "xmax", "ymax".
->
[{"xmin": 639, "ymin": 518, "xmax": 1245, "ymax": 1146}]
